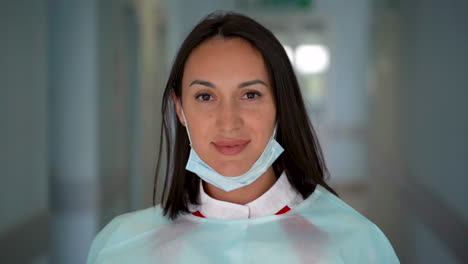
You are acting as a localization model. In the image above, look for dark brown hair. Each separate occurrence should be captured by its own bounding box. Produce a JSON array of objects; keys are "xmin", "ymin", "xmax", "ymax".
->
[{"xmin": 154, "ymin": 11, "xmax": 337, "ymax": 220}]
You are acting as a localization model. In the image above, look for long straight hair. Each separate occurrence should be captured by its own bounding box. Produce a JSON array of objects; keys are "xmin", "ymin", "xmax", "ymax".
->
[{"xmin": 154, "ymin": 12, "xmax": 337, "ymax": 220}]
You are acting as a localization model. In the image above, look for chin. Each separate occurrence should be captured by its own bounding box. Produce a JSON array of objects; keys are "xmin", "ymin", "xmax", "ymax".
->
[{"xmin": 214, "ymin": 162, "xmax": 251, "ymax": 177}]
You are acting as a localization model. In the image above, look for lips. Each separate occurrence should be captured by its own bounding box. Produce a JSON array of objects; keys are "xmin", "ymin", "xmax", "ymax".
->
[{"xmin": 212, "ymin": 139, "xmax": 250, "ymax": 155}]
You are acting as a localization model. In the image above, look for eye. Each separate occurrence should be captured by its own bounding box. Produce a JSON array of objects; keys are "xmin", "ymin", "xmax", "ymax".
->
[
  {"xmin": 242, "ymin": 91, "xmax": 262, "ymax": 100},
  {"xmin": 195, "ymin": 93, "xmax": 214, "ymax": 102}
]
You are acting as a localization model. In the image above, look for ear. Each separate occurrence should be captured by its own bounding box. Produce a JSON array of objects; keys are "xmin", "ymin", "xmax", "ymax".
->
[{"xmin": 172, "ymin": 92, "xmax": 186, "ymax": 126}]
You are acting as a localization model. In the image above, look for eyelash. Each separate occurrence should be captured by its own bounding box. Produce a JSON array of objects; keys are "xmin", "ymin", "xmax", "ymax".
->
[
  {"xmin": 195, "ymin": 91, "xmax": 262, "ymax": 102},
  {"xmin": 242, "ymin": 91, "xmax": 262, "ymax": 100},
  {"xmin": 195, "ymin": 93, "xmax": 214, "ymax": 102}
]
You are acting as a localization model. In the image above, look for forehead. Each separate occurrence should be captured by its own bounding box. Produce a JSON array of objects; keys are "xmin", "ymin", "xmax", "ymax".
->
[{"xmin": 182, "ymin": 37, "xmax": 270, "ymax": 86}]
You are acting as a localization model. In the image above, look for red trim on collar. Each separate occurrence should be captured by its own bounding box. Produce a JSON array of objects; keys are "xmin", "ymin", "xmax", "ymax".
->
[
  {"xmin": 191, "ymin": 205, "xmax": 291, "ymax": 218},
  {"xmin": 192, "ymin": 211, "xmax": 205, "ymax": 218},
  {"xmin": 275, "ymin": 205, "xmax": 291, "ymax": 215}
]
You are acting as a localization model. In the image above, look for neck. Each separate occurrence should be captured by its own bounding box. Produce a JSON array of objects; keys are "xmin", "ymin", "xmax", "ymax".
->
[{"xmin": 203, "ymin": 166, "xmax": 277, "ymax": 205}]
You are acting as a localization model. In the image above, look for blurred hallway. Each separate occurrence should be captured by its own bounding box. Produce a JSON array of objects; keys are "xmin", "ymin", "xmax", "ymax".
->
[{"xmin": 2, "ymin": 0, "xmax": 467, "ymax": 263}]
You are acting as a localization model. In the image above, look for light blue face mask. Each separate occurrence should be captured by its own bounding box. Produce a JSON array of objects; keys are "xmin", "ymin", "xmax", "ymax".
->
[{"xmin": 180, "ymin": 108, "xmax": 284, "ymax": 192}]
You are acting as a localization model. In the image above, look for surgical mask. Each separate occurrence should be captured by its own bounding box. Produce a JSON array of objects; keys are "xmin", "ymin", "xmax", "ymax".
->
[{"xmin": 180, "ymin": 107, "xmax": 284, "ymax": 192}]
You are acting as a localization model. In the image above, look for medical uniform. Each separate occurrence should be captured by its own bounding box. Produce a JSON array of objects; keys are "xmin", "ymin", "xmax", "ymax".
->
[{"xmin": 87, "ymin": 172, "xmax": 399, "ymax": 263}]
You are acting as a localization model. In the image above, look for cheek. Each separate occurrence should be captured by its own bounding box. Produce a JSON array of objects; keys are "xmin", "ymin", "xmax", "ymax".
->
[
  {"xmin": 245, "ymin": 108, "xmax": 276, "ymax": 136},
  {"xmin": 188, "ymin": 112, "xmax": 216, "ymax": 144}
]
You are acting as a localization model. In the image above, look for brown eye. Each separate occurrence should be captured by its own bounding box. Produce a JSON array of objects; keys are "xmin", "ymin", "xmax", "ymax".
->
[
  {"xmin": 243, "ymin": 91, "xmax": 261, "ymax": 100},
  {"xmin": 195, "ymin": 93, "xmax": 213, "ymax": 101}
]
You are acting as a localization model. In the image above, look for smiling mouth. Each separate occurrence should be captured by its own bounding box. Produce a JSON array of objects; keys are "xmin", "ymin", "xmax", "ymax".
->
[{"xmin": 212, "ymin": 140, "xmax": 250, "ymax": 155}]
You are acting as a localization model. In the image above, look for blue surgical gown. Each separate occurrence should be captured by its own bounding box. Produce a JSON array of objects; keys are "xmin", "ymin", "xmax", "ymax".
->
[{"xmin": 87, "ymin": 185, "xmax": 399, "ymax": 263}]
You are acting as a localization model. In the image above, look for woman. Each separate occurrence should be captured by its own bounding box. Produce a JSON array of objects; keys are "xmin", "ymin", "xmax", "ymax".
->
[{"xmin": 87, "ymin": 12, "xmax": 399, "ymax": 263}]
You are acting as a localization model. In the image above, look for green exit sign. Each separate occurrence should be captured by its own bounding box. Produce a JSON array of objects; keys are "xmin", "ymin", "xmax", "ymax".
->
[{"xmin": 236, "ymin": 0, "xmax": 313, "ymax": 10}]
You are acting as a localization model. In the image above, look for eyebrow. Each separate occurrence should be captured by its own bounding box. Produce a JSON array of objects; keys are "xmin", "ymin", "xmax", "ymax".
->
[
  {"xmin": 238, "ymin": 79, "xmax": 268, "ymax": 88},
  {"xmin": 189, "ymin": 79, "xmax": 268, "ymax": 89},
  {"xmin": 189, "ymin": 79, "xmax": 216, "ymax": 88}
]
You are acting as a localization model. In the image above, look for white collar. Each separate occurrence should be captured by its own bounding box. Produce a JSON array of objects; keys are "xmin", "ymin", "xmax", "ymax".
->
[{"xmin": 193, "ymin": 171, "xmax": 303, "ymax": 220}]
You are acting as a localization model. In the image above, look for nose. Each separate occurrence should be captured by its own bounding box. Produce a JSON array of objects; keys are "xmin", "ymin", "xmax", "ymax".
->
[{"xmin": 215, "ymin": 100, "xmax": 243, "ymax": 134}]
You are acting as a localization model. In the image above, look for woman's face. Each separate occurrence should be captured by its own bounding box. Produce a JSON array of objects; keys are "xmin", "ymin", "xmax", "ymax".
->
[{"xmin": 175, "ymin": 37, "xmax": 276, "ymax": 176}]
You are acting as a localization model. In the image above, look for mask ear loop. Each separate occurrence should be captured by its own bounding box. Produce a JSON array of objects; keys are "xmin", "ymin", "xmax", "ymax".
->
[
  {"xmin": 179, "ymin": 102, "xmax": 193, "ymax": 146},
  {"xmin": 273, "ymin": 122, "xmax": 278, "ymax": 139}
]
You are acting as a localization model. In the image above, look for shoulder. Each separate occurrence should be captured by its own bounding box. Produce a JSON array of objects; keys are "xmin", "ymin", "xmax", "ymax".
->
[
  {"xmin": 297, "ymin": 185, "xmax": 400, "ymax": 263},
  {"xmin": 86, "ymin": 205, "xmax": 169, "ymax": 264},
  {"xmin": 305, "ymin": 185, "xmax": 384, "ymax": 231}
]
